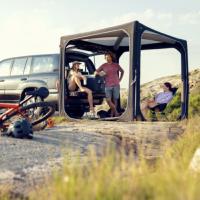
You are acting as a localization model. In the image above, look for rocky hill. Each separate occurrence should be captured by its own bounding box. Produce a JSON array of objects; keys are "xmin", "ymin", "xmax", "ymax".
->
[{"xmin": 140, "ymin": 68, "xmax": 200, "ymax": 99}]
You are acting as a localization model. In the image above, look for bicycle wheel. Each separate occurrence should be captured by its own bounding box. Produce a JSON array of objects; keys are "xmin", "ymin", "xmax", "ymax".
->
[
  {"xmin": 3, "ymin": 102, "xmax": 55, "ymax": 126},
  {"xmin": 20, "ymin": 102, "xmax": 55, "ymax": 126}
]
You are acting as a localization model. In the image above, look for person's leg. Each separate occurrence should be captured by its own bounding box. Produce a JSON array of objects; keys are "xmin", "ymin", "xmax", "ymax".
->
[
  {"xmin": 106, "ymin": 98, "xmax": 117, "ymax": 117},
  {"xmin": 81, "ymin": 87, "xmax": 94, "ymax": 112},
  {"xmin": 68, "ymin": 76, "xmax": 77, "ymax": 91},
  {"xmin": 113, "ymin": 85, "xmax": 120, "ymax": 117},
  {"xmin": 105, "ymin": 87, "xmax": 117, "ymax": 117},
  {"xmin": 68, "ymin": 75, "xmax": 84, "ymax": 91},
  {"xmin": 141, "ymin": 101, "xmax": 149, "ymax": 117},
  {"xmin": 141, "ymin": 100, "xmax": 157, "ymax": 118},
  {"xmin": 113, "ymin": 99, "xmax": 119, "ymax": 117},
  {"xmin": 148, "ymin": 101, "xmax": 158, "ymax": 108},
  {"xmin": 74, "ymin": 76, "xmax": 85, "ymax": 91}
]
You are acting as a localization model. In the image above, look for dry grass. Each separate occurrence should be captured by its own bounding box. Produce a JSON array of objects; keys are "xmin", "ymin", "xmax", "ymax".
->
[
  {"xmin": 27, "ymin": 116, "xmax": 200, "ymax": 200},
  {"xmin": 0, "ymin": 185, "xmax": 11, "ymax": 200}
]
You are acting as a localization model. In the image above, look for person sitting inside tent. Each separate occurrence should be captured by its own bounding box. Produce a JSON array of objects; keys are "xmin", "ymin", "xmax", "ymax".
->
[{"xmin": 141, "ymin": 82, "xmax": 177, "ymax": 119}]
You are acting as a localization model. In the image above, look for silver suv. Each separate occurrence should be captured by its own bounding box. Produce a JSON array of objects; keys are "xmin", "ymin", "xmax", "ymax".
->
[
  {"xmin": 0, "ymin": 52, "xmax": 105, "ymax": 118},
  {"xmin": 0, "ymin": 54, "xmax": 59, "ymax": 104}
]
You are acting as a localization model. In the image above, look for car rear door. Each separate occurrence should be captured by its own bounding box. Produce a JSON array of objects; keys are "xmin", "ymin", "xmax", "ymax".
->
[
  {"xmin": 4, "ymin": 57, "xmax": 30, "ymax": 102},
  {"xmin": 0, "ymin": 59, "xmax": 13, "ymax": 102},
  {"xmin": 28, "ymin": 55, "xmax": 59, "ymax": 93}
]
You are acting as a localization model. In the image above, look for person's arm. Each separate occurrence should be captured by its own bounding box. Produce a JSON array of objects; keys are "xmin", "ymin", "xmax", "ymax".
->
[
  {"xmin": 119, "ymin": 65, "xmax": 124, "ymax": 82},
  {"xmin": 154, "ymin": 93, "xmax": 160, "ymax": 100},
  {"xmin": 77, "ymin": 72, "xmax": 86, "ymax": 81},
  {"xmin": 94, "ymin": 65, "xmax": 103, "ymax": 75}
]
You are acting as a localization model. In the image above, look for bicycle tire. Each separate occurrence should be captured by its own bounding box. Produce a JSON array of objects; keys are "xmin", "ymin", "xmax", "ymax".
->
[{"xmin": 2, "ymin": 102, "xmax": 55, "ymax": 126}]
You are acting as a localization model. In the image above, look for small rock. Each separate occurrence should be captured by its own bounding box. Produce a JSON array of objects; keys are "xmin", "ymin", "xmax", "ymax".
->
[
  {"xmin": 0, "ymin": 170, "xmax": 15, "ymax": 181},
  {"xmin": 189, "ymin": 148, "xmax": 200, "ymax": 171}
]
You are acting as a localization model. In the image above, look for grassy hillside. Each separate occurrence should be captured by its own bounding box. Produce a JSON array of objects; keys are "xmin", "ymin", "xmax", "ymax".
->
[
  {"xmin": 121, "ymin": 68, "xmax": 200, "ymax": 120},
  {"xmin": 1, "ymin": 69, "xmax": 200, "ymax": 199},
  {"xmin": 97, "ymin": 68, "xmax": 200, "ymax": 120},
  {"xmin": 146, "ymin": 68, "xmax": 200, "ymax": 120},
  {"xmin": 28, "ymin": 69, "xmax": 200, "ymax": 199}
]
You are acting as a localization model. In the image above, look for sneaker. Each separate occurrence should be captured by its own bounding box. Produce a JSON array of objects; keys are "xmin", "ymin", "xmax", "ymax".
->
[{"xmin": 87, "ymin": 110, "xmax": 96, "ymax": 119}]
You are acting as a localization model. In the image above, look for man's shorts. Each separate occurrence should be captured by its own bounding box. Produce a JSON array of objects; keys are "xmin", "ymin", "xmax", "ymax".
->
[{"xmin": 105, "ymin": 85, "xmax": 120, "ymax": 100}]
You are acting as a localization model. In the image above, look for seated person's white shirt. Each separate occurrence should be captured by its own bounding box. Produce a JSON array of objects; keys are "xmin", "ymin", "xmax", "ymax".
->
[{"xmin": 155, "ymin": 91, "xmax": 173, "ymax": 104}]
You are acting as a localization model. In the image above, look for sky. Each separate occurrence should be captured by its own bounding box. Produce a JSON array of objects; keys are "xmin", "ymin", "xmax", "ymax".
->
[{"xmin": 0, "ymin": 0, "xmax": 199, "ymax": 87}]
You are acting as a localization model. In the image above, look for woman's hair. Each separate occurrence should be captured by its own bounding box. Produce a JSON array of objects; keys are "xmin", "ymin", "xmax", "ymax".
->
[
  {"xmin": 71, "ymin": 63, "xmax": 80, "ymax": 72},
  {"xmin": 164, "ymin": 82, "xmax": 172, "ymax": 90},
  {"xmin": 105, "ymin": 51, "xmax": 116, "ymax": 62},
  {"xmin": 164, "ymin": 82, "xmax": 177, "ymax": 95},
  {"xmin": 72, "ymin": 64, "xmax": 77, "ymax": 71}
]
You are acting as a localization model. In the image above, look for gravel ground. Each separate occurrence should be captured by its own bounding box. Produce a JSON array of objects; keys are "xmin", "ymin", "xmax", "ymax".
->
[
  {"xmin": 0, "ymin": 120, "xmax": 184, "ymax": 197},
  {"xmin": 0, "ymin": 125, "xmax": 116, "ymax": 196}
]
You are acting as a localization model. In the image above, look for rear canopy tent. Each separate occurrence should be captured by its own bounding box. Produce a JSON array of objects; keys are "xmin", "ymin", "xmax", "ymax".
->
[{"xmin": 59, "ymin": 21, "xmax": 189, "ymax": 121}]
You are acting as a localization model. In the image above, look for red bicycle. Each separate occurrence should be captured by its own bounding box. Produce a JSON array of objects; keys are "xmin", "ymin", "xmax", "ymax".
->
[{"xmin": 0, "ymin": 87, "xmax": 55, "ymax": 132}]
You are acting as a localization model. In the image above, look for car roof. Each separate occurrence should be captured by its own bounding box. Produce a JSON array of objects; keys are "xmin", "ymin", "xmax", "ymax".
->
[{"xmin": 0, "ymin": 53, "xmax": 59, "ymax": 62}]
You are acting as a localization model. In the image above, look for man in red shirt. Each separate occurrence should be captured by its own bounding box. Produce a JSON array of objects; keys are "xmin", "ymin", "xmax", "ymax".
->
[{"xmin": 95, "ymin": 52, "xmax": 124, "ymax": 117}]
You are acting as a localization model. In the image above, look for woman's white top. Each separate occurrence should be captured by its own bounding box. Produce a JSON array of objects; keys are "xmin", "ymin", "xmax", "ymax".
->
[{"xmin": 155, "ymin": 91, "xmax": 173, "ymax": 104}]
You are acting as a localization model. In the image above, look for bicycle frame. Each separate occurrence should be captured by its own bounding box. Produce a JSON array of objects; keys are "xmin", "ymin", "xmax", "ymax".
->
[
  {"xmin": 0, "ymin": 95, "xmax": 34, "ymax": 125},
  {"xmin": 0, "ymin": 87, "xmax": 54, "ymax": 133}
]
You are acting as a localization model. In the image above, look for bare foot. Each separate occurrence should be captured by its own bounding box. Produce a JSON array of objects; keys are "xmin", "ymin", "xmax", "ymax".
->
[
  {"xmin": 115, "ymin": 112, "xmax": 120, "ymax": 117},
  {"xmin": 110, "ymin": 110, "xmax": 114, "ymax": 117}
]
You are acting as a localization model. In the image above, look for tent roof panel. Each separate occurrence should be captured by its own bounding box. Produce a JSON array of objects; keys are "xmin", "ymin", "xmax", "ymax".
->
[{"xmin": 61, "ymin": 21, "xmax": 185, "ymax": 52}]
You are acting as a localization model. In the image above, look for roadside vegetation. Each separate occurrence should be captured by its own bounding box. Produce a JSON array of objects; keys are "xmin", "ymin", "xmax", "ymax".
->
[
  {"xmin": 97, "ymin": 88, "xmax": 200, "ymax": 121},
  {"xmin": 1, "ymin": 71, "xmax": 200, "ymax": 199},
  {"xmin": 30, "ymin": 72, "xmax": 200, "ymax": 199},
  {"xmin": 28, "ymin": 116, "xmax": 200, "ymax": 200},
  {"xmin": 28, "ymin": 74, "xmax": 200, "ymax": 199},
  {"xmin": 160, "ymin": 90, "xmax": 200, "ymax": 121},
  {"xmin": 0, "ymin": 186, "xmax": 10, "ymax": 200}
]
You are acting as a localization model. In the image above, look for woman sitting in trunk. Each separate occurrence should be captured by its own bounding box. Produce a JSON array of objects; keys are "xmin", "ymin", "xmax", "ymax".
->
[{"xmin": 68, "ymin": 61, "xmax": 95, "ymax": 116}]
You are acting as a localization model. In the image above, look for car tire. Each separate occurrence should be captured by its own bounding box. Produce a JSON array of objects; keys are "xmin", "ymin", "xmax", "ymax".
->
[{"xmin": 66, "ymin": 109, "xmax": 85, "ymax": 119}]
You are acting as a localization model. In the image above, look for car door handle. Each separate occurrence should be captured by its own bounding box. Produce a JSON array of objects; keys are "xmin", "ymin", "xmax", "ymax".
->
[
  {"xmin": 21, "ymin": 78, "xmax": 27, "ymax": 81},
  {"xmin": 0, "ymin": 79, "xmax": 5, "ymax": 82}
]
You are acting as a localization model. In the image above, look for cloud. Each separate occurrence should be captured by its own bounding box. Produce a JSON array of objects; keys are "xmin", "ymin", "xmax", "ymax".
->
[
  {"xmin": 0, "ymin": 7, "xmax": 199, "ymax": 71},
  {"xmin": 178, "ymin": 11, "xmax": 200, "ymax": 25},
  {"xmin": 81, "ymin": 9, "xmax": 199, "ymax": 36},
  {"xmin": 80, "ymin": 9, "xmax": 200, "ymax": 75},
  {"xmin": 80, "ymin": 9, "xmax": 174, "ymax": 33},
  {"xmin": 113, "ymin": 9, "xmax": 174, "ymax": 31}
]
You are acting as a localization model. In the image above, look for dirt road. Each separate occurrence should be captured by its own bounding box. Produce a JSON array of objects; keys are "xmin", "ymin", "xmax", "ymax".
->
[{"xmin": 0, "ymin": 120, "xmax": 184, "ymax": 196}]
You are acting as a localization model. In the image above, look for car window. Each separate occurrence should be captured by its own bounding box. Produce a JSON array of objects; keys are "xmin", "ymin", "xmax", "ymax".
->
[
  {"xmin": 31, "ymin": 55, "xmax": 59, "ymax": 74},
  {"xmin": 24, "ymin": 57, "xmax": 32, "ymax": 75},
  {"xmin": 0, "ymin": 59, "xmax": 12, "ymax": 77},
  {"xmin": 11, "ymin": 57, "xmax": 27, "ymax": 76},
  {"xmin": 90, "ymin": 54, "xmax": 105, "ymax": 69}
]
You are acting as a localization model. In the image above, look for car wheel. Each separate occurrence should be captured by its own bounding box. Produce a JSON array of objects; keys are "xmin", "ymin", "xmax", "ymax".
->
[{"xmin": 66, "ymin": 109, "xmax": 85, "ymax": 119}]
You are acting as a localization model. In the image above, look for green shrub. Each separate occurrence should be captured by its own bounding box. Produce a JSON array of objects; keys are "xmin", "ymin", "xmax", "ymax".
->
[
  {"xmin": 140, "ymin": 90, "xmax": 200, "ymax": 121},
  {"xmin": 189, "ymin": 93, "xmax": 200, "ymax": 116},
  {"xmin": 165, "ymin": 92, "xmax": 181, "ymax": 121},
  {"xmin": 120, "ymin": 94, "xmax": 127, "ymax": 109}
]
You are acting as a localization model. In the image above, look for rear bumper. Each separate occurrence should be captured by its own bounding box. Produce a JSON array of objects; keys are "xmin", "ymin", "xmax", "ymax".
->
[{"xmin": 47, "ymin": 90, "xmax": 105, "ymax": 110}]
